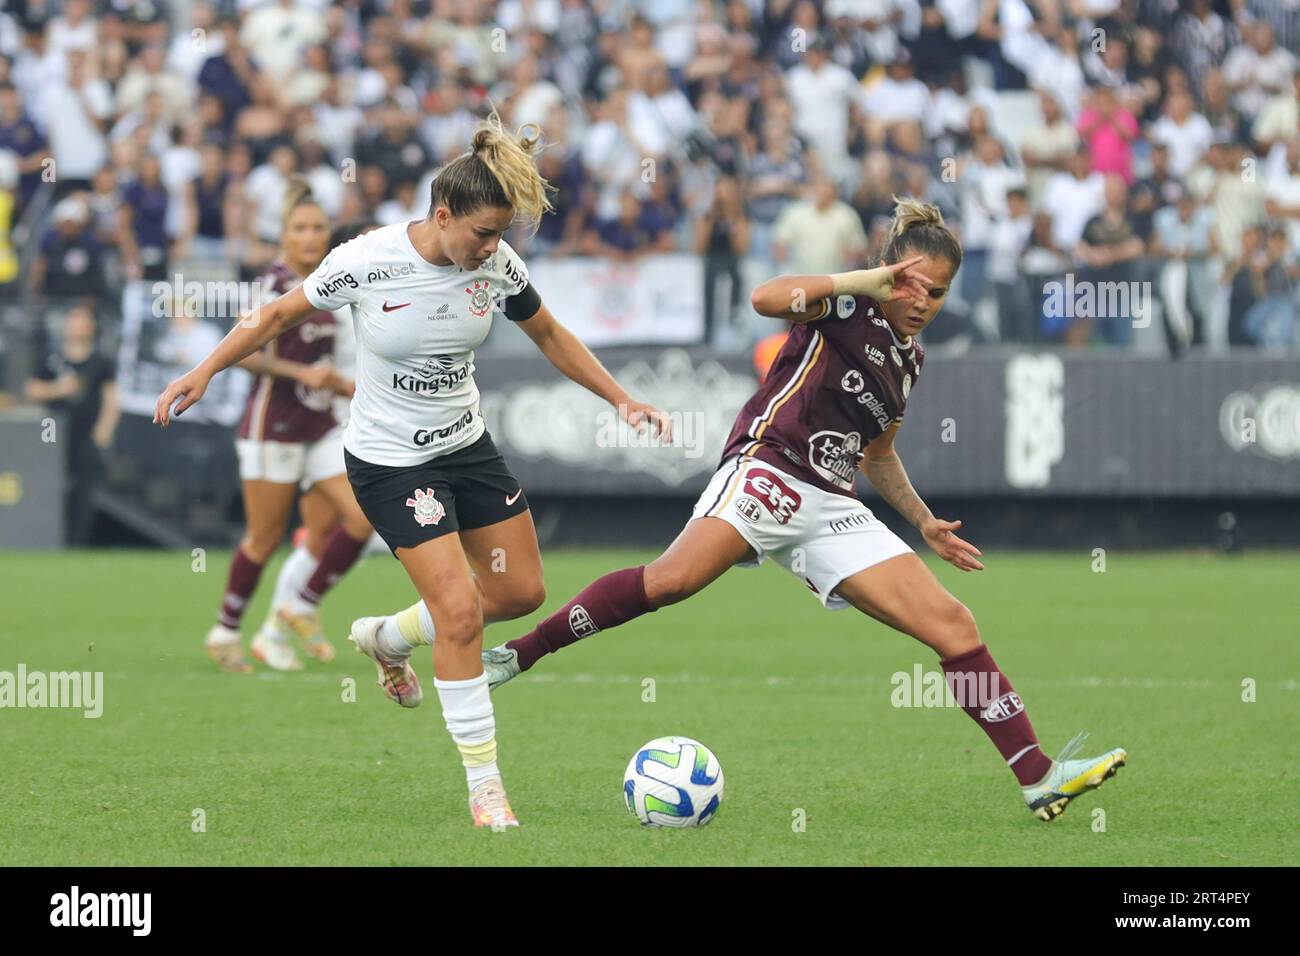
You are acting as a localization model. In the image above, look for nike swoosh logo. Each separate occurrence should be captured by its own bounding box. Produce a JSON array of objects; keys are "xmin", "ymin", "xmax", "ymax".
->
[
  {"xmin": 505, "ymin": 489, "xmax": 522, "ymax": 505},
  {"xmin": 382, "ymin": 301, "xmax": 411, "ymax": 312}
]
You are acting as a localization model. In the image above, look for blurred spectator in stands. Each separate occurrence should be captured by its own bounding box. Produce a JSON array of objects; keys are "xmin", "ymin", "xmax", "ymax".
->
[
  {"xmin": 1241, "ymin": 224, "xmax": 1298, "ymax": 348},
  {"xmin": 745, "ymin": 117, "xmax": 807, "ymax": 268},
  {"xmin": 0, "ymin": 151, "xmax": 18, "ymax": 301},
  {"xmin": 103, "ymin": 0, "xmax": 170, "ymax": 56},
  {"xmin": 111, "ymin": 88, "xmax": 172, "ymax": 163},
  {"xmin": 989, "ymin": 185, "xmax": 1034, "ymax": 342},
  {"xmin": 959, "ymin": 133, "xmax": 1025, "ymax": 315},
  {"xmin": 0, "ymin": 81, "xmax": 49, "ymax": 214},
  {"xmin": 118, "ymin": 153, "xmax": 170, "ymax": 282},
  {"xmin": 186, "ymin": 142, "xmax": 231, "ymax": 261},
  {"xmin": 86, "ymin": 167, "xmax": 122, "ymax": 269},
  {"xmin": 1021, "ymin": 21, "xmax": 1086, "ymax": 120},
  {"xmin": 47, "ymin": 0, "xmax": 99, "ymax": 64},
  {"xmin": 24, "ymin": 303, "xmax": 118, "ymax": 545},
  {"xmin": 1074, "ymin": 174, "xmax": 1146, "ymax": 347},
  {"xmin": 1128, "ymin": 142, "xmax": 1184, "ymax": 243},
  {"xmin": 30, "ymin": 195, "xmax": 105, "ymax": 303},
  {"xmin": 887, "ymin": 119, "xmax": 940, "ymax": 188},
  {"xmin": 1221, "ymin": 21, "xmax": 1295, "ymax": 121},
  {"xmin": 1199, "ymin": 69, "xmax": 1248, "ymax": 144},
  {"xmin": 1252, "ymin": 70, "xmax": 1300, "ymax": 152},
  {"xmin": 694, "ymin": 175, "xmax": 750, "ymax": 345},
  {"xmin": 1191, "ymin": 138, "xmax": 1266, "ymax": 264},
  {"xmin": 501, "ymin": 53, "xmax": 563, "ymax": 131},
  {"xmin": 583, "ymin": 88, "xmax": 661, "ymax": 222},
  {"xmin": 296, "ymin": 127, "xmax": 344, "ymax": 220},
  {"xmin": 198, "ymin": 15, "xmax": 254, "ymax": 128},
  {"xmin": 39, "ymin": 47, "xmax": 112, "ymax": 198},
  {"xmin": 910, "ymin": 0, "xmax": 975, "ymax": 86},
  {"xmin": 786, "ymin": 32, "xmax": 863, "ymax": 186},
  {"xmin": 1078, "ymin": 84, "xmax": 1139, "ymax": 185},
  {"xmin": 240, "ymin": 0, "xmax": 327, "ymax": 83},
  {"xmin": 584, "ymin": 188, "xmax": 674, "ymax": 260},
  {"xmin": 636, "ymin": 60, "xmax": 699, "ymax": 162},
  {"xmin": 514, "ymin": 109, "xmax": 587, "ymax": 259},
  {"xmin": 357, "ymin": 98, "xmax": 432, "ymax": 197},
  {"xmin": 1148, "ymin": 88, "xmax": 1213, "ymax": 178},
  {"xmin": 1150, "ymin": 192, "xmax": 1217, "ymax": 351},
  {"xmin": 861, "ymin": 48, "xmax": 932, "ymax": 150},
  {"xmin": 1019, "ymin": 90, "xmax": 1079, "ymax": 206},
  {"xmin": 1264, "ymin": 136, "xmax": 1300, "ymax": 252},
  {"xmin": 1022, "ymin": 209, "xmax": 1072, "ymax": 342},
  {"xmin": 1129, "ymin": 25, "xmax": 1174, "ymax": 125},
  {"xmin": 241, "ymin": 143, "xmax": 299, "ymax": 273},
  {"xmin": 376, "ymin": 177, "xmax": 424, "ymax": 226},
  {"xmin": 694, "ymin": 90, "xmax": 749, "ymax": 177},
  {"xmin": 1170, "ymin": 0, "xmax": 1238, "ymax": 98},
  {"xmin": 1226, "ymin": 223, "xmax": 1266, "ymax": 345},
  {"xmin": 1042, "ymin": 146, "xmax": 1107, "ymax": 251},
  {"xmin": 851, "ymin": 150, "xmax": 898, "ymax": 231},
  {"xmin": 973, "ymin": 0, "xmax": 1028, "ymax": 91},
  {"xmin": 773, "ymin": 177, "xmax": 867, "ymax": 275},
  {"xmin": 116, "ymin": 41, "xmax": 191, "ymax": 124},
  {"xmin": 1082, "ymin": 17, "xmax": 1133, "ymax": 91}
]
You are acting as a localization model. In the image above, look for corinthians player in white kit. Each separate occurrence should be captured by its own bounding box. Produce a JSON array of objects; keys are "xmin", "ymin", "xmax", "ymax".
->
[{"xmin": 155, "ymin": 112, "xmax": 671, "ymax": 830}]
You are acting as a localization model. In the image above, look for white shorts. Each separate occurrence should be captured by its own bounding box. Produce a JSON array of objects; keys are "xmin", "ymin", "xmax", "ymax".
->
[
  {"xmin": 690, "ymin": 455, "xmax": 912, "ymax": 610},
  {"xmin": 235, "ymin": 426, "xmax": 346, "ymax": 489}
]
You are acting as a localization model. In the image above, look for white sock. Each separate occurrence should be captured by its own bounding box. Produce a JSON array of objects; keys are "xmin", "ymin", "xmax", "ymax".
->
[
  {"xmin": 271, "ymin": 546, "xmax": 316, "ymax": 615},
  {"xmin": 435, "ymin": 672, "xmax": 500, "ymax": 790},
  {"xmin": 376, "ymin": 600, "xmax": 435, "ymax": 657}
]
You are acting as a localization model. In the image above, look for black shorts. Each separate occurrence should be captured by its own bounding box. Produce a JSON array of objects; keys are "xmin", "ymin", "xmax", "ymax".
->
[{"xmin": 344, "ymin": 431, "xmax": 529, "ymax": 553}]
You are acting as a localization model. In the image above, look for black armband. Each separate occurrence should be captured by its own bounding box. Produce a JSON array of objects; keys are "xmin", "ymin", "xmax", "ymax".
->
[{"xmin": 503, "ymin": 281, "xmax": 542, "ymax": 322}]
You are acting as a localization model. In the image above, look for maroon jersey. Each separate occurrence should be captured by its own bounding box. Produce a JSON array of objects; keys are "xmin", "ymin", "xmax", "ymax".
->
[
  {"xmin": 238, "ymin": 261, "xmax": 339, "ymax": 443},
  {"xmin": 720, "ymin": 295, "xmax": 924, "ymax": 498}
]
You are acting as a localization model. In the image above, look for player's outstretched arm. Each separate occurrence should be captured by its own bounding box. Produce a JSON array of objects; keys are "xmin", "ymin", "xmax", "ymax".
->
[
  {"xmin": 515, "ymin": 299, "xmax": 673, "ymax": 441},
  {"xmin": 860, "ymin": 423, "xmax": 984, "ymax": 572},
  {"xmin": 153, "ymin": 286, "xmax": 317, "ymax": 426},
  {"xmin": 750, "ymin": 257, "xmax": 933, "ymax": 323}
]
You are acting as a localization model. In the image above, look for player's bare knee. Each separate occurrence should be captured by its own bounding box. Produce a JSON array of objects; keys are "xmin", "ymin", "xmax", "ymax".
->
[
  {"xmin": 429, "ymin": 594, "xmax": 482, "ymax": 648},
  {"xmin": 240, "ymin": 533, "xmax": 281, "ymax": 565},
  {"xmin": 496, "ymin": 581, "xmax": 545, "ymax": 620},
  {"xmin": 941, "ymin": 600, "xmax": 981, "ymax": 654},
  {"xmin": 644, "ymin": 562, "xmax": 695, "ymax": 607}
]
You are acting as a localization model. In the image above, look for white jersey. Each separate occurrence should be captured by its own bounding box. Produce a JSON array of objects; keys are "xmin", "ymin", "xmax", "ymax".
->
[{"xmin": 301, "ymin": 222, "xmax": 533, "ymax": 466}]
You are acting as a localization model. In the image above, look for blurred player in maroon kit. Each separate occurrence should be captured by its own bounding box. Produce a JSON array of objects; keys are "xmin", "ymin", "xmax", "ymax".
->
[
  {"xmin": 485, "ymin": 197, "xmax": 1128, "ymax": 822},
  {"xmin": 205, "ymin": 181, "xmax": 372, "ymax": 673}
]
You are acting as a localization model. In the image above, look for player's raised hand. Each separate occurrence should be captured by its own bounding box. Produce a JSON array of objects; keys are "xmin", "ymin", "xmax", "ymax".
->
[
  {"xmin": 620, "ymin": 398, "xmax": 673, "ymax": 443},
  {"xmin": 861, "ymin": 256, "xmax": 933, "ymax": 310},
  {"xmin": 154, "ymin": 368, "xmax": 211, "ymax": 427},
  {"xmin": 921, "ymin": 517, "xmax": 985, "ymax": 572}
]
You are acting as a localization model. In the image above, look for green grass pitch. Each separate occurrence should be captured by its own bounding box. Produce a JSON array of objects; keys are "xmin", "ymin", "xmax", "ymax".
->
[{"xmin": 1, "ymin": 548, "xmax": 1296, "ymax": 866}]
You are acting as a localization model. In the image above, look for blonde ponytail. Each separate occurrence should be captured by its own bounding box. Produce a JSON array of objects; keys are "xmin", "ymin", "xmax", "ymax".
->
[{"xmin": 428, "ymin": 107, "xmax": 556, "ymax": 233}]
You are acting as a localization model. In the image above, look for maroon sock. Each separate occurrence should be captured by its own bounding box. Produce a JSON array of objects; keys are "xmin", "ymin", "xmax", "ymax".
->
[
  {"xmin": 941, "ymin": 643, "xmax": 1053, "ymax": 786},
  {"xmin": 299, "ymin": 528, "xmax": 367, "ymax": 605},
  {"xmin": 217, "ymin": 546, "xmax": 265, "ymax": 630},
  {"xmin": 507, "ymin": 565, "xmax": 657, "ymax": 671}
]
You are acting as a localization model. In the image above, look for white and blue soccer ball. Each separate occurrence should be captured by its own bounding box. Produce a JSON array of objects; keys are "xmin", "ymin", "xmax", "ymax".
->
[{"xmin": 623, "ymin": 736, "xmax": 724, "ymax": 828}]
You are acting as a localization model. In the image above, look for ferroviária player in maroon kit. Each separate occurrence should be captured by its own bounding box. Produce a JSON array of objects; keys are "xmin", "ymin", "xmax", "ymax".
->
[
  {"xmin": 203, "ymin": 179, "xmax": 374, "ymax": 675},
  {"xmin": 484, "ymin": 197, "xmax": 1128, "ymax": 823},
  {"xmin": 236, "ymin": 260, "xmax": 338, "ymax": 447}
]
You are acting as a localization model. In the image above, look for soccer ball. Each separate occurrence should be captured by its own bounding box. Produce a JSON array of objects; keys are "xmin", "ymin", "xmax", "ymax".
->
[{"xmin": 623, "ymin": 736, "xmax": 724, "ymax": 828}]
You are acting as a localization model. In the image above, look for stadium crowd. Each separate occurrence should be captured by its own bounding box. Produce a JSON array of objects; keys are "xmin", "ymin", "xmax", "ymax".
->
[{"xmin": 0, "ymin": 0, "xmax": 1298, "ymax": 373}]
